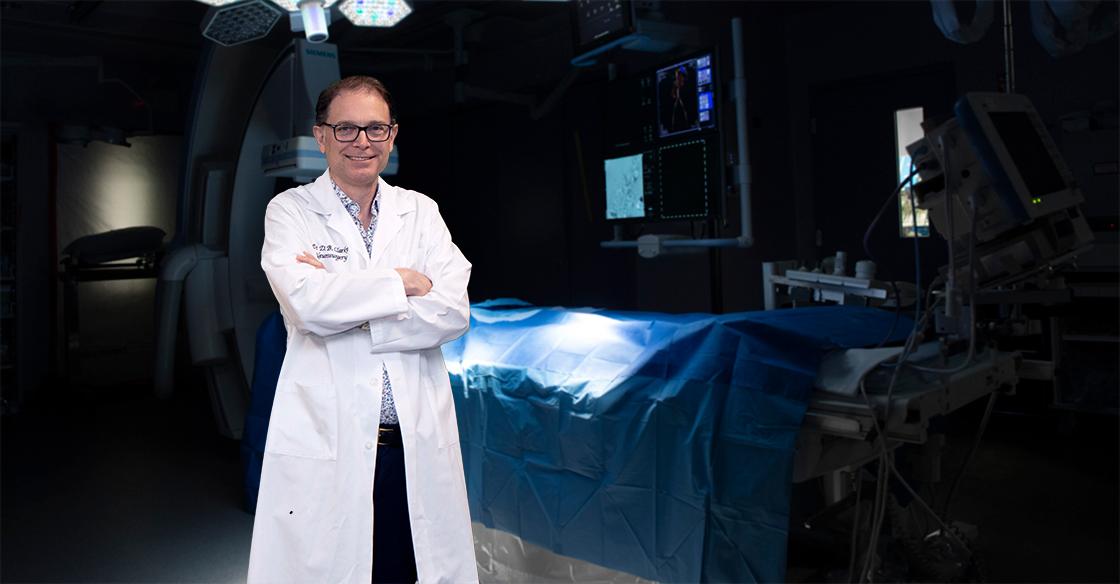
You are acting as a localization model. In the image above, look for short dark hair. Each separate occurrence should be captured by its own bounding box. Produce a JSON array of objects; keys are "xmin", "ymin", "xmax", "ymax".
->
[{"xmin": 315, "ymin": 76, "xmax": 396, "ymax": 125}]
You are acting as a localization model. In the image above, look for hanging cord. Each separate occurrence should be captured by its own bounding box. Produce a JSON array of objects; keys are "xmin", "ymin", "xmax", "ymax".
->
[
  {"xmin": 941, "ymin": 391, "xmax": 999, "ymax": 520},
  {"xmin": 1003, "ymin": 0, "xmax": 1016, "ymax": 93},
  {"xmin": 908, "ymin": 189, "xmax": 980, "ymax": 374},
  {"xmin": 847, "ymin": 470, "xmax": 865, "ymax": 584},
  {"xmin": 858, "ymin": 377, "xmax": 896, "ymax": 583},
  {"xmin": 863, "ymin": 167, "xmax": 921, "ymax": 266},
  {"xmin": 873, "ymin": 281, "xmax": 904, "ymax": 349},
  {"xmin": 858, "ymin": 276, "xmax": 946, "ymax": 582},
  {"xmin": 909, "ymin": 164, "xmax": 923, "ymax": 325}
]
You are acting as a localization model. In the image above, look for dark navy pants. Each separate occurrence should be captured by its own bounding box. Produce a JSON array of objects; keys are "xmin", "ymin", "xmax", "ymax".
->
[{"xmin": 372, "ymin": 442, "xmax": 417, "ymax": 584}]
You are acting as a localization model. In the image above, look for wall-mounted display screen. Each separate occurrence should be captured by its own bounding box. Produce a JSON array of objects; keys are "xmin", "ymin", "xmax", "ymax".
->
[
  {"xmin": 657, "ymin": 138, "xmax": 712, "ymax": 220},
  {"xmin": 604, "ymin": 152, "xmax": 648, "ymax": 220},
  {"xmin": 603, "ymin": 51, "xmax": 720, "ymax": 223},
  {"xmin": 656, "ymin": 54, "xmax": 716, "ymax": 138},
  {"xmin": 604, "ymin": 135, "xmax": 716, "ymax": 222},
  {"xmin": 573, "ymin": 0, "xmax": 633, "ymax": 54}
]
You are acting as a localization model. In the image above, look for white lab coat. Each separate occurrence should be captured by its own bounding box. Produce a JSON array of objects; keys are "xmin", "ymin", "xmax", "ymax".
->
[{"xmin": 247, "ymin": 170, "xmax": 477, "ymax": 584}]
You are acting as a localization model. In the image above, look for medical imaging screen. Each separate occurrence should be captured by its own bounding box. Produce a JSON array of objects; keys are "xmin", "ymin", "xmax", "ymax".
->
[
  {"xmin": 604, "ymin": 153, "xmax": 647, "ymax": 220},
  {"xmin": 988, "ymin": 111, "xmax": 1067, "ymax": 199},
  {"xmin": 575, "ymin": 0, "xmax": 629, "ymax": 47},
  {"xmin": 657, "ymin": 138, "xmax": 712, "ymax": 220},
  {"xmin": 656, "ymin": 54, "xmax": 716, "ymax": 138}
]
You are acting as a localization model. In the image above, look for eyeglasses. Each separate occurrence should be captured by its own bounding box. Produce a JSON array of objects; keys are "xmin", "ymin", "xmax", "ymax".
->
[{"xmin": 319, "ymin": 122, "xmax": 396, "ymax": 143}]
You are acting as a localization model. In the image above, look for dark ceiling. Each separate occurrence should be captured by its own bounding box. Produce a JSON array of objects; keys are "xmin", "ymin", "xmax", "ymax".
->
[{"xmin": 0, "ymin": 0, "xmax": 572, "ymax": 133}]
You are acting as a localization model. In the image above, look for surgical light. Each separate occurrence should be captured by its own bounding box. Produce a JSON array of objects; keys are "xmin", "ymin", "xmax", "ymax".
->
[
  {"xmin": 339, "ymin": 0, "xmax": 412, "ymax": 27},
  {"xmin": 299, "ymin": 0, "xmax": 329, "ymax": 42},
  {"xmin": 269, "ymin": 0, "xmax": 338, "ymax": 43},
  {"xmin": 199, "ymin": 0, "xmax": 284, "ymax": 47},
  {"xmin": 268, "ymin": 0, "xmax": 337, "ymax": 11}
]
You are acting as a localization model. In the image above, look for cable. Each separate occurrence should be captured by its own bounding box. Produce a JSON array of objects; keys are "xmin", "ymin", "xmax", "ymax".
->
[
  {"xmin": 847, "ymin": 470, "xmax": 864, "ymax": 584},
  {"xmin": 854, "ymin": 160, "xmax": 986, "ymax": 581},
  {"xmin": 858, "ymin": 378, "xmax": 895, "ymax": 583},
  {"xmin": 908, "ymin": 165, "xmax": 923, "ymax": 324},
  {"xmin": 941, "ymin": 135, "xmax": 957, "ymax": 323},
  {"xmin": 906, "ymin": 189, "xmax": 981, "ymax": 374},
  {"xmin": 863, "ymin": 167, "xmax": 921, "ymax": 266},
  {"xmin": 857, "ymin": 371, "xmax": 981, "ymax": 583},
  {"xmin": 888, "ymin": 463, "xmax": 970, "ymax": 551},
  {"xmin": 857, "ymin": 280, "xmax": 941, "ymax": 582},
  {"xmin": 873, "ymin": 281, "xmax": 903, "ymax": 349},
  {"xmin": 941, "ymin": 391, "xmax": 998, "ymax": 520}
]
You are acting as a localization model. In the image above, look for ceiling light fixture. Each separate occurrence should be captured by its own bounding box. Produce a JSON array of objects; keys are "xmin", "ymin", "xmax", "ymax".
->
[
  {"xmin": 198, "ymin": 0, "xmax": 284, "ymax": 47},
  {"xmin": 339, "ymin": 0, "xmax": 412, "ymax": 28}
]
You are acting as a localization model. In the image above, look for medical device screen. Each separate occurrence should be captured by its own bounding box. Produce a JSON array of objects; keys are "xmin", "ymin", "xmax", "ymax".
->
[
  {"xmin": 573, "ymin": 0, "xmax": 632, "ymax": 51},
  {"xmin": 605, "ymin": 153, "xmax": 649, "ymax": 220},
  {"xmin": 657, "ymin": 137, "xmax": 713, "ymax": 220},
  {"xmin": 603, "ymin": 51, "xmax": 720, "ymax": 222},
  {"xmin": 656, "ymin": 54, "xmax": 716, "ymax": 138},
  {"xmin": 988, "ymin": 111, "xmax": 1067, "ymax": 201}
]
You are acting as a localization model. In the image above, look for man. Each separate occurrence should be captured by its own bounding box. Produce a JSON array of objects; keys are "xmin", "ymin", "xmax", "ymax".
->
[{"xmin": 248, "ymin": 76, "xmax": 477, "ymax": 584}]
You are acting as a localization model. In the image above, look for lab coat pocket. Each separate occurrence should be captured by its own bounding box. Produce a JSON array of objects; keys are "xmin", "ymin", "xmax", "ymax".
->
[{"xmin": 266, "ymin": 381, "xmax": 338, "ymax": 460}]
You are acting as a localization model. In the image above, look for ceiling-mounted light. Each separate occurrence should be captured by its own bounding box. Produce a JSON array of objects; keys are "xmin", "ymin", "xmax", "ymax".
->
[
  {"xmin": 198, "ymin": 0, "xmax": 284, "ymax": 46},
  {"xmin": 339, "ymin": 0, "xmax": 412, "ymax": 27},
  {"xmin": 298, "ymin": 0, "xmax": 329, "ymax": 42},
  {"xmin": 269, "ymin": 0, "xmax": 338, "ymax": 43},
  {"xmin": 266, "ymin": 0, "xmax": 339, "ymax": 11}
]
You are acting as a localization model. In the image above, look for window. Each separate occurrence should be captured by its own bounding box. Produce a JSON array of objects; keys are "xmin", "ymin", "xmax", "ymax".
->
[{"xmin": 895, "ymin": 107, "xmax": 930, "ymax": 237}]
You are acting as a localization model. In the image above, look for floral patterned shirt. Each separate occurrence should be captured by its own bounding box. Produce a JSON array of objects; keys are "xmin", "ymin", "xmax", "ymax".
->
[{"xmin": 331, "ymin": 179, "xmax": 398, "ymax": 425}]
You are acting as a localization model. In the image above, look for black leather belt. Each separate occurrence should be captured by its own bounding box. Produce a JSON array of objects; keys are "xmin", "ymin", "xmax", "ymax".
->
[{"xmin": 377, "ymin": 424, "xmax": 403, "ymax": 448}]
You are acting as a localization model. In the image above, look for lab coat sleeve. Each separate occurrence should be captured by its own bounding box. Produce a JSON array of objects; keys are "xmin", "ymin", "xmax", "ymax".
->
[
  {"xmin": 261, "ymin": 198, "xmax": 409, "ymax": 337},
  {"xmin": 367, "ymin": 204, "xmax": 471, "ymax": 353}
]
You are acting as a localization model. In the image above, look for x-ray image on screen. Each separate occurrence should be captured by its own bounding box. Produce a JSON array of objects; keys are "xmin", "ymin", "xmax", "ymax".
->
[
  {"xmin": 657, "ymin": 54, "xmax": 716, "ymax": 138},
  {"xmin": 604, "ymin": 153, "xmax": 646, "ymax": 219}
]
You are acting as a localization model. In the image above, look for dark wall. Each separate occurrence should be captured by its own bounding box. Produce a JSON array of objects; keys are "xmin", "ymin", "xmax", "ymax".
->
[
  {"xmin": 6, "ymin": 0, "xmax": 1116, "ymax": 331},
  {"xmin": 361, "ymin": 2, "xmax": 802, "ymax": 313},
  {"xmin": 375, "ymin": 1, "xmax": 1116, "ymax": 314}
]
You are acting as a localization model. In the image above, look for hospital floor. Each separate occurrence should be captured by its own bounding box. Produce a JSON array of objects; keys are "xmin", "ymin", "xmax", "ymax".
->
[{"xmin": 2, "ymin": 380, "xmax": 1117, "ymax": 583}]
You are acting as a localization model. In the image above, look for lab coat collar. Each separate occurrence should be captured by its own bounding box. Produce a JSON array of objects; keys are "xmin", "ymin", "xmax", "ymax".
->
[
  {"xmin": 303, "ymin": 169, "xmax": 414, "ymax": 266},
  {"xmin": 303, "ymin": 170, "xmax": 415, "ymax": 218}
]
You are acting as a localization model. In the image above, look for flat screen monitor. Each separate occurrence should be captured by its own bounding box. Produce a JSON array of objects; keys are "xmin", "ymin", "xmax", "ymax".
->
[
  {"xmin": 955, "ymin": 92, "xmax": 1082, "ymax": 222},
  {"xmin": 604, "ymin": 135, "xmax": 716, "ymax": 222},
  {"xmin": 572, "ymin": 0, "xmax": 634, "ymax": 55},
  {"xmin": 987, "ymin": 111, "xmax": 1067, "ymax": 200},
  {"xmin": 657, "ymin": 137, "xmax": 713, "ymax": 220},
  {"xmin": 656, "ymin": 53, "xmax": 716, "ymax": 138},
  {"xmin": 604, "ymin": 152, "xmax": 649, "ymax": 220}
]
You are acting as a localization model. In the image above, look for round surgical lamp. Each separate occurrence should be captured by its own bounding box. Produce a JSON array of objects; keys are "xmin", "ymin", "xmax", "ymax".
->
[
  {"xmin": 197, "ymin": 0, "xmax": 284, "ymax": 46},
  {"xmin": 339, "ymin": 0, "xmax": 412, "ymax": 27}
]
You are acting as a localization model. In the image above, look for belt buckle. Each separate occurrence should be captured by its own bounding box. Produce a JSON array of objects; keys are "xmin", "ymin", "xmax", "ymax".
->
[{"xmin": 377, "ymin": 426, "xmax": 398, "ymax": 447}]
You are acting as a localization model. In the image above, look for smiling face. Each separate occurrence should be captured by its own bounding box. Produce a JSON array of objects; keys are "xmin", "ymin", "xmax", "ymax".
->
[{"xmin": 311, "ymin": 88, "xmax": 396, "ymax": 194}]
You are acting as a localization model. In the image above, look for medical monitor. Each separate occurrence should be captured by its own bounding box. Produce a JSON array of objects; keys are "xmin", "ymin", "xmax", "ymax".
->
[
  {"xmin": 909, "ymin": 93, "xmax": 1094, "ymax": 288},
  {"xmin": 572, "ymin": 0, "xmax": 635, "ymax": 56},
  {"xmin": 657, "ymin": 137, "xmax": 713, "ymax": 219},
  {"xmin": 603, "ymin": 51, "xmax": 721, "ymax": 223},
  {"xmin": 955, "ymin": 92, "xmax": 1083, "ymax": 223},
  {"xmin": 604, "ymin": 134, "xmax": 717, "ymax": 222},
  {"xmin": 656, "ymin": 53, "xmax": 717, "ymax": 138},
  {"xmin": 604, "ymin": 152, "xmax": 649, "ymax": 220}
]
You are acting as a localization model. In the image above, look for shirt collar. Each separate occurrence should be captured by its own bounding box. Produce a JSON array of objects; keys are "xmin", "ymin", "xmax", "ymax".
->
[{"xmin": 329, "ymin": 177, "xmax": 379, "ymax": 219}]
